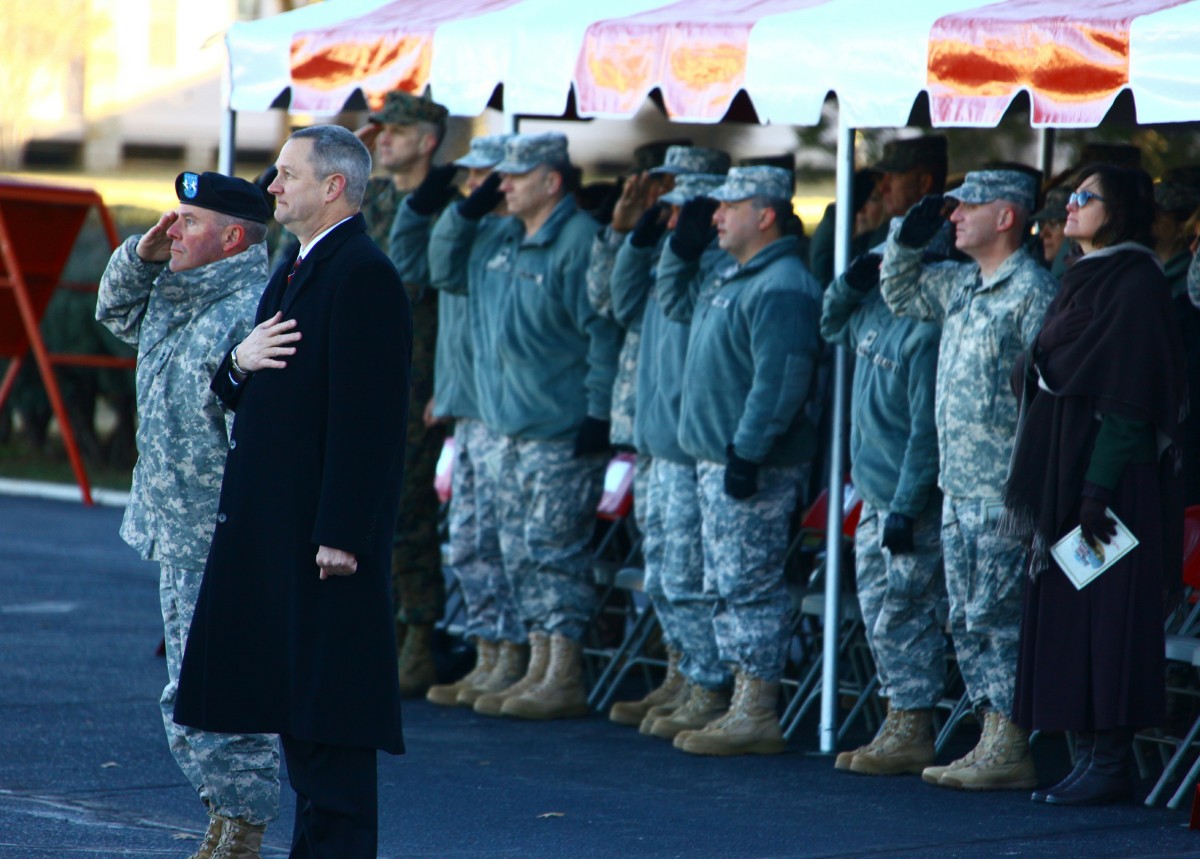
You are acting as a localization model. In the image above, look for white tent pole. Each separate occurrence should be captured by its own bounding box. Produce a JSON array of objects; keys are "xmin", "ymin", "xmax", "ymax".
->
[
  {"xmin": 1038, "ymin": 127, "xmax": 1055, "ymax": 181},
  {"xmin": 819, "ymin": 114, "xmax": 854, "ymax": 754},
  {"xmin": 219, "ymin": 44, "xmax": 236, "ymax": 175}
]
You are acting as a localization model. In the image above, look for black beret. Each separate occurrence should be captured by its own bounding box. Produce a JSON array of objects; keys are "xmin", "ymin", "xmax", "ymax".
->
[{"xmin": 175, "ymin": 171, "xmax": 272, "ymax": 223}]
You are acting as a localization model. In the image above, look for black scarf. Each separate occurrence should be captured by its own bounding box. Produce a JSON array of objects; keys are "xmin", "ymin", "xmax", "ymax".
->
[{"xmin": 1002, "ymin": 243, "xmax": 1186, "ymax": 575}]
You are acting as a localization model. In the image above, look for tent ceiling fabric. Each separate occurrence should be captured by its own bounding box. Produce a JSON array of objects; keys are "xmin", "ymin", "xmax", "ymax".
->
[{"xmin": 225, "ymin": 0, "xmax": 1200, "ymax": 128}]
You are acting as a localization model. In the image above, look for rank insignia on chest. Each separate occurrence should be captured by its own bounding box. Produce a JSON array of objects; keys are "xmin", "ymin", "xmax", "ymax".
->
[{"xmin": 711, "ymin": 295, "xmax": 732, "ymax": 309}]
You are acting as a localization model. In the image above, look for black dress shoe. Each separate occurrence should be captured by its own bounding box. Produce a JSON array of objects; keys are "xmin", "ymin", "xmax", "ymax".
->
[
  {"xmin": 1032, "ymin": 763, "xmax": 1089, "ymax": 803},
  {"xmin": 1044, "ymin": 767, "xmax": 1133, "ymax": 806}
]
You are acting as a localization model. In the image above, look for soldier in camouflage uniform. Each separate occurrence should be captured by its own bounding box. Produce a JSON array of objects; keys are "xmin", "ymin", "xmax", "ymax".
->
[
  {"xmin": 821, "ymin": 250, "xmax": 946, "ymax": 777},
  {"xmin": 390, "ymin": 134, "xmax": 528, "ymax": 707},
  {"xmin": 357, "ymin": 89, "xmax": 453, "ymax": 696},
  {"xmin": 665, "ymin": 167, "xmax": 823, "ymax": 757},
  {"xmin": 597, "ymin": 166, "xmax": 731, "ymax": 731},
  {"xmin": 433, "ymin": 133, "xmax": 623, "ymax": 721},
  {"xmin": 881, "ymin": 170, "xmax": 1058, "ymax": 791},
  {"xmin": 95, "ymin": 171, "xmax": 279, "ymax": 858}
]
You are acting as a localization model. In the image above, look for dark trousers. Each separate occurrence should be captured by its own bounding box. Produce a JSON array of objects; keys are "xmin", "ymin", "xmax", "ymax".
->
[{"xmin": 280, "ymin": 734, "xmax": 378, "ymax": 859}]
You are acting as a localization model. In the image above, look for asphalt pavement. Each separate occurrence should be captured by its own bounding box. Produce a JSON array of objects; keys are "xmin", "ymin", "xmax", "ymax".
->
[{"xmin": 2, "ymin": 493, "xmax": 1199, "ymax": 858}]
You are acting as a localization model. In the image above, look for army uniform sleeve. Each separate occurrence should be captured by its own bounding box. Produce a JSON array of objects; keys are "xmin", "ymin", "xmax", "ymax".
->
[
  {"xmin": 1018, "ymin": 270, "xmax": 1056, "ymax": 350},
  {"xmin": 428, "ymin": 204, "xmax": 479, "ymax": 296},
  {"xmin": 819, "ymin": 270, "xmax": 867, "ymax": 348},
  {"xmin": 890, "ymin": 325, "xmax": 941, "ymax": 518},
  {"xmin": 586, "ymin": 226, "xmax": 624, "ymax": 319},
  {"xmin": 880, "ymin": 231, "xmax": 960, "ymax": 324},
  {"xmin": 733, "ymin": 280, "xmax": 821, "ymax": 462},
  {"xmin": 95, "ymin": 236, "xmax": 166, "ymax": 347},
  {"xmin": 655, "ymin": 240, "xmax": 704, "ymax": 324},
  {"xmin": 388, "ymin": 198, "xmax": 434, "ymax": 291},
  {"xmin": 609, "ymin": 235, "xmax": 659, "ymax": 330},
  {"xmin": 565, "ymin": 241, "xmax": 622, "ymax": 420}
]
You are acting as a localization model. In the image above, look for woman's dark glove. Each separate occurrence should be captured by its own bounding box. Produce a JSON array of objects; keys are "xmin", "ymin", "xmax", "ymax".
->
[
  {"xmin": 407, "ymin": 164, "xmax": 460, "ymax": 216},
  {"xmin": 897, "ymin": 194, "xmax": 946, "ymax": 248},
  {"xmin": 1080, "ymin": 484, "xmax": 1117, "ymax": 546},
  {"xmin": 1035, "ymin": 304, "xmax": 1092, "ymax": 358},
  {"xmin": 458, "ymin": 172, "xmax": 504, "ymax": 221},
  {"xmin": 630, "ymin": 203, "xmax": 668, "ymax": 249},
  {"xmin": 573, "ymin": 417, "xmax": 611, "ymax": 458},
  {"xmin": 844, "ymin": 252, "xmax": 882, "ymax": 292},
  {"xmin": 724, "ymin": 445, "xmax": 758, "ymax": 500},
  {"xmin": 669, "ymin": 197, "xmax": 719, "ymax": 262},
  {"xmin": 881, "ymin": 513, "xmax": 915, "ymax": 554}
]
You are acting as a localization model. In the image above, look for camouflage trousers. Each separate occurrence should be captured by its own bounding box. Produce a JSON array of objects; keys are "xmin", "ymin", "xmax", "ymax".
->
[
  {"xmin": 645, "ymin": 458, "xmax": 730, "ymax": 691},
  {"xmin": 941, "ymin": 494, "xmax": 1027, "ymax": 717},
  {"xmin": 609, "ymin": 330, "xmax": 639, "ymax": 448},
  {"xmin": 854, "ymin": 501, "xmax": 948, "ymax": 710},
  {"xmin": 391, "ymin": 410, "xmax": 446, "ymax": 627},
  {"xmin": 697, "ymin": 461, "xmax": 804, "ymax": 682},
  {"xmin": 449, "ymin": 419, "xmax": 523, "ymax": 643},
  {"xmin": 490, "ymin": 436, "xmax": 605, "ymax": 641},
  {"xmin": 159, "ymin": 563, "xmax": 279, "ymax": 824}
]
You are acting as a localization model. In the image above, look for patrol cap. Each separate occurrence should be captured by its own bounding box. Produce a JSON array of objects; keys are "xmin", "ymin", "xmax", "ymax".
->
[
  {"xmin": 650, "ymin": 145, "xmax": 732, "ymax": 176},
  {"xmin": 494, "ymin": 132, "xmax": 570, "ymax": 175},
  {"xmin": 709, "ymin": 166, "xmax": 793, "ymax": 203},
  {"xmin": 633, "ymin": 138, "xmax": 691, "ymax": 172},
  {"xmin": 874, "ymin": 136, "xmax": 949, "ymax": 174},
  {"xmin": 368, "ymin": 88, "xmax": 449, "ymax": 126},
  {"xmin": 454, "ymin": 134, "xmax": 513, "ymax": 170},
  {"xmin": 1031, "ymin": 186, "xmax": 1070, "ymax": 223},
  {"xmin": 945, "ymin": 168, "xmax": 1037, "ymax": 213},
  {"xmin": 1155, "ymin": 165, "xmax": 1200, "ymax": 215},
  {"xmin": 175, "ymin": 171, "xmax": 271, "ymax": 223},
  {"xmin": 659, "ymin": 173, "xmax": 727, "ymax": 207}
]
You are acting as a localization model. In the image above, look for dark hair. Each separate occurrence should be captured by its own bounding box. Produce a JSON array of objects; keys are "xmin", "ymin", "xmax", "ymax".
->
[
  {"xmin": 750, "ymin": 195, "xmax": 794, "ymax": 231},
  {"xmin": 1072, "ymin": 162, "xmax": 1155, "ymax": 249}
]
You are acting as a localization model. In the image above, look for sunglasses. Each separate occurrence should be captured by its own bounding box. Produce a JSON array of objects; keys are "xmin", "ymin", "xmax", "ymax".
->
[{"xmin": 1068, "ymin": 190, "xmax": 1105, "ymax": 208}]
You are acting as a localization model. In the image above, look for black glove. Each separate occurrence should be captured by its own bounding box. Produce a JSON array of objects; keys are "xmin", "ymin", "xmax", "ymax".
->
[
  {"xmin": 670, "ymin": 197, "xmax": 719, "ymax": 262},
  {"xmin": 593, "ymin": 178, "xmax": 623, "ymax": 227},
  {"xmin": 630, "ymin": 203, "xmax": 668, "ymax": 249},
  {"xmin": 458, "ymin": 172, "xmax": 504, "ymax": 221},
  {"xmin": 1035, "ymin": 303, "xmax": 1092, "ymax": 358},
  {"xmin": 407, "ymin": 164, "xmax": 460, "ymax": 216},
  {"xmin": 724, "ymin": 445, "xmax": 758, "ymax": 500},
  {"xmin": 1080, "ymin": 485, "xmax": 1117, "ymax": 546},
  {"xmin": 881, "ymin": 512, "xmax": 915, "ymax": 554},
  {"xmin": 897, "ymin": 194, "xmax": 946, "ymax": 248},
  {"xmin": 844, "ymin": 252, "xmax": 882, "ymax": 292},
  {"xmin": 573, "ymin": 417, "xmax": 611, "ymax": 458}
]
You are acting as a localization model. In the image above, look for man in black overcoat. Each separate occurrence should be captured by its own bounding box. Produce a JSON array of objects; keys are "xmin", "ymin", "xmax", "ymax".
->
[{"xmin": 175, "ymin": 124, "xmax": 412, "ymax": 859}]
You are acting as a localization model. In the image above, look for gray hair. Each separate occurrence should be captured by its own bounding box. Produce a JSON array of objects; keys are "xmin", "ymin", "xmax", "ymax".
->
[
  {"xmin": 212, "ymin": 211, "xmax": 268, "ymax": 246},
  {"xmin": 290, "ymin": 125, "xmax": 372, "ymax": 208}
]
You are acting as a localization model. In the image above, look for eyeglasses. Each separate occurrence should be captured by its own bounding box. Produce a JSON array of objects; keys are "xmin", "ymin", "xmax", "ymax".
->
[{"xmin": 1068, "ymin": 190, "xmax": 1105, "ymax": 209}]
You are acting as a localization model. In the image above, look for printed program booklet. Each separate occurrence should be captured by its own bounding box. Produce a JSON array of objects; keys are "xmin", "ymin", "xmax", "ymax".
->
[{"xmin": 1050, "ymin": 509, "xmax": 1139, "ymax": 590}]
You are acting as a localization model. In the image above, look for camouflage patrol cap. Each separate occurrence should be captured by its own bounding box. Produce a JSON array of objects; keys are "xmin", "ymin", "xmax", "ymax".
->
[
  {"xmin": 1031, "ymin": 186, "xmax": 1070, "ymax": 223},
  {"xmin": 454, "ymin": 134, "xmax": 513, "ymax": 170},
  {"xmin": 659, "ymin": 173, "xmax": 727, "ymax": 207},
  {"xmin": 650, "ymin": 145, "xmax": 733, "ymax": 177},
  {"xmin": 174, "ymin": 171, "xmax": 271, "ymax": 223},
  {"xmin": 1155, "ymin": 165, "xmax": 1200, "ymax": 215},
  {"xmin": 874, "ymin": 136, "xmax": 949, "ymax": 174},
  {"xmin": 709, "ymin": 166, "xmax": 793, "ymax": 203},
  {"xmin": 632, "ymin": 138, "xmax": 691, "ymax": 172},
  {"xmin": 946, "ymin": 169, "xmax": 1037, "ymax": 213},
  {"xmin": 368, "ymin": 89, "xmax": 449, "ymax": 126},
  {"xmin": 495, "ymin": 132, "xmax": 570, "ymax": 175}
]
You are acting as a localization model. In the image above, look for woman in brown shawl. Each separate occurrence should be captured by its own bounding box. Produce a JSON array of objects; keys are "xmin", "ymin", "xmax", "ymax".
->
[{"xmin": 1006, "ymin": 163, "xmax": 1187, "ymax": 806}]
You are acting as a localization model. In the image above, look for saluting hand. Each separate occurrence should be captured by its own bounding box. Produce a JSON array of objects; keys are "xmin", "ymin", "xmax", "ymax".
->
[
  {"xmin": 317, "ymin": 545, "xmax": 358, "ymax": 580},
  {"xmin": 135, "ymin": 211, "xmax": 178, "ymax": 263},
  {"xmin": 235, "ymin": 312, "xmax": 301, "ymax": 373}
]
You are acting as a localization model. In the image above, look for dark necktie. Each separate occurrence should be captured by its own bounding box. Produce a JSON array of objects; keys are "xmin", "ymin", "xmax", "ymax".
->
[{"xmin": 281, "ymin": 257, "xmax": 302, "ymax": 309}]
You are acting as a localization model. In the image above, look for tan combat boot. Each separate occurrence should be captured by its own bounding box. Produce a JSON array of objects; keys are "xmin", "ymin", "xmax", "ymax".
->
[
  {"xmin": 210, "ymin": 817, "xmax": 266, "ymax": 859},
  {"xmin": 397, "ymin": 622, "xmax": 437, "ymax": 698},
  {"xmin": 500, "ymin": 633, "xmax": 589, "ymax": 720},
  {"xmin": 648, "ymin": 682, "xmax": 730, "ymax": 740},
  {"xmin": 474, "ymin": 632, "xmax": 549, "ymax": 716},
  {"xmin": 835, "ymin": 701, "xmax": 901, "ymax": 771},
  {"xmin": 186, "ymin": 811, "xmax": 225, "ymax": 859},
  {"xmin": 458, "ymin": 639, "xmax": 527, "ymax": 707},
  {"xmin": 937, "ymin": 711, "xmax": 1037, "ymax": 790},
  {"xmin": 674, "ymin": 673, "xmax": 785, "ymax": 756},
  {"xmin": 849, "ymin": 708, "xmax": 935, "ymax": 776},
  {"xmin": 427, "ymin": 639, "xmax": 498, "ymax": 706},
  {"xmin": 609, "ymin": 648, "xmax": 684, "ymax": 726},
  {"xmin": 922, "ymin": 709, "xmax": 996, "ymax": 785},
  {"xmin": 639, "ymin": 678, "xmax": 692, "ymax": 735}
]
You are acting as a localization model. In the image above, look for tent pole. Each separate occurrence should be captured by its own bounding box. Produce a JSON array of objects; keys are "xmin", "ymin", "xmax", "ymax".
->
[
  {"xmin": 1038, "ymin": 127, "xmax": 1055, "ymax": 182},
  {"xmin": 219, "ymin": 44, "xmax": 236, "ymax": 175},
  {"xmin": 819, "ymin": 115, "xmax": 854, "ymax": 754}
]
